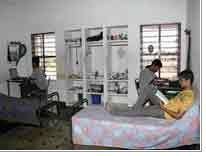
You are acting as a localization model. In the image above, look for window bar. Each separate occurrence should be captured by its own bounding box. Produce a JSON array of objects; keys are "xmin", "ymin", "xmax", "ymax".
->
[
  {"xmin": 140, "ymin": 25, "xmax": 143, "ymax": 71},
  {"xmin": 177, "ymin": 23, "xmax": 181, "ymax": 74},
  {"xmin": 42, "ymin": 34, "xmax": 46, "ymax": 73},
  {"xmin": 158, "ymin": 24, "xmax": 161, "ymax": 78}
]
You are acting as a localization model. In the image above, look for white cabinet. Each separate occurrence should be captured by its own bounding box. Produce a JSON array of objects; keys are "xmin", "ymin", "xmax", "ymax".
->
[
  {"xmin": 106, "ymin": 25, "xmax": 128, "ymax": 106},
  {"xmin": 65, "ymin": 25, "xmax": 128, "ymax": 107},
  {"xmin": 65, "ymin": 28, "xmax": 83, "ymax": 105}
]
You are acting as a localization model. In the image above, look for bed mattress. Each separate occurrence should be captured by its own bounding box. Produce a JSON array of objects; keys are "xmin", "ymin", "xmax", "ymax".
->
[{"xmin": 72, "ymin": 104, "xmax": 200, "ymax": 149}]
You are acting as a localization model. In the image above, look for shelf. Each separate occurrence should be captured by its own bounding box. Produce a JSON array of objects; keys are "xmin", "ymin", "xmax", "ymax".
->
[
  {"xmin": 86, "ymin": 79, "xmax": 104, "ymax": 82},
  {"xmin": 108, "ymin": 79, "xmax": 128, "ymax": 82},
  {"xmin": 87, "ymin": 40, "xmax": 128, "ymax": 47},
  {"xmin": 87, "ymin": 41, "xmax": 103, "ymax": 47},
  {"xmin": 108, "ymin": 93, "xmax": 128, "ymax": 96},
  {"xmin": 65, "ymin": 25, "xmax": 129, "ymax": 106},
  {"xmin": 108, "ymin": 40, "xmax": 128, "ymax": 46},
  {"xmin": 68, "ymin": 78, "xmax": 83, "ymax": 81},
  {"xmin": 141, "ymin": 53, "xmax": 178, "ymax": 56},
  {"xmin": 65, "ymin": 42, "xmax": 81, "ymax": 48},
  {"xmin": 107, "ymin": 25, "xmax": 128, "ymax": 29},
  {"xmin": 65, "ymin": 28, "xmax": 81, "ymax": 32},
  {"xmin": 86, "ymin": 92, "xmax": 104, "ymax": 95},
  {"xmin": 87, "ymin": 26, "xmax": 102, "ymax": 30}
]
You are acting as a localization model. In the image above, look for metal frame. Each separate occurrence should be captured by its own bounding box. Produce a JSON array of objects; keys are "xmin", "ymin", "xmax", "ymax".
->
[
  {"xmin": 140, "ymin": 23, "xmax": 181, "ymax": 79},
  {"xmin": 31, "ymin": 32, "xmax": 56, "ymax": 79}
]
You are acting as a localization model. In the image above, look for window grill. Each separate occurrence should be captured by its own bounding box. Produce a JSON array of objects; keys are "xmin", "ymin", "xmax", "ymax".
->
[
  {"xmin": 31, "ymin": 32, "xmax": 57, "ymax": 80},
  {"xmin": 140, "ymin": 23, "xmax": 181, "ymax": 80}
]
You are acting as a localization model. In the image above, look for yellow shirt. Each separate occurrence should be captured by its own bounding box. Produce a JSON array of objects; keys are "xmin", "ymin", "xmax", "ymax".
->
[{"xmin": 164, "ymin": 89, "xmax": 194, "ymax": 120}]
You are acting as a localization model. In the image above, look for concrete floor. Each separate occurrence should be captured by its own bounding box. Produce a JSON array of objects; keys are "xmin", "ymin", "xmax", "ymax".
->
[
  {"xmin": 0, "ymin": 120, "xmax": 200, "ymax": 150},
  {"xmin": 0, "ymin": 120, "xmax": 72, "ymax": 150}
]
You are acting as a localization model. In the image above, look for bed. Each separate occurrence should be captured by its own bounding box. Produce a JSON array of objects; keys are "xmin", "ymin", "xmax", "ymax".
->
[{"xmin": 71, "ymin": 100, "xmax": 200, "ymax": 150}]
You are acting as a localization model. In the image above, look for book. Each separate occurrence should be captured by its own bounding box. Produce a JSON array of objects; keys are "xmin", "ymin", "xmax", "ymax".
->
[{"xmin": 155, "ymin": 90, "xmax": 169, "ymax": 105}]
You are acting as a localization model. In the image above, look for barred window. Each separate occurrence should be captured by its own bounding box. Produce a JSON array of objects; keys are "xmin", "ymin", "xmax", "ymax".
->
[
  {"xmin": 140, "ymin": 23, "xmax": 181, "ymax": 80},
  {"xmin": 31, "ymin": 32, "xmax": 57, "ymax": 80}
]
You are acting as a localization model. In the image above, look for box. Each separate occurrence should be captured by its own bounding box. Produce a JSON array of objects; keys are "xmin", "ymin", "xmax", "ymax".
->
[{"xmin": 91, "ymin": 95, "xmax": 101, "ymax": 104}]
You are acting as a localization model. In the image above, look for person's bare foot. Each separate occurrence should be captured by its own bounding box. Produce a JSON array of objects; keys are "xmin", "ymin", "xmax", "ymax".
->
[
  {"xmin": 105, "ymin": 102, "xmax": 112, "ymax": 113},
  {"xmin": 144, "ymin": 101, "xmax": 151, "ymax": 108}
]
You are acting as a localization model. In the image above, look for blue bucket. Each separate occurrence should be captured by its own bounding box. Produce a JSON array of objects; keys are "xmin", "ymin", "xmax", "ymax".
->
[{"xmin": 91, "ymin": 95, "xmax": 101, "ymax": 104}]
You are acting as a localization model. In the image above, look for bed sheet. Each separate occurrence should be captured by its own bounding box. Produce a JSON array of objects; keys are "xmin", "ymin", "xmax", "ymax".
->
[{"xmin": 72, "ymin": 103, "xmax": 200, "ymax": 149}]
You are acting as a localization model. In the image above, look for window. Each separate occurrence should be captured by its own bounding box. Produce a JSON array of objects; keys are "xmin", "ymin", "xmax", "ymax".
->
[
  {"xmin": 31, "ymin": 32, "xmax": 57, "ymax": 80},
  {"xmin": 140, "ymin": 23, "xmax": 181, "ymax": 80}
]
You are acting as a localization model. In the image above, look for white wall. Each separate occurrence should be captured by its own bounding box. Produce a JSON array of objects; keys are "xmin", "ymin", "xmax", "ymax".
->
[
  {"xmin": 186, "ymin": 0, "xmax": 200, "ymax": 98},
  {"xmin": 0, "ymin": 0, "xmax": 187, "ymax": 104}
]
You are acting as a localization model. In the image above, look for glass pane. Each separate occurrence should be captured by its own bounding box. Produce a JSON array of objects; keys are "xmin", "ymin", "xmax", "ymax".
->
[
  {"xmin": 45, "ymin": 34, "xmax": 55, "ymax": 39},
  {"xmin": 161, "ymin": 42, "xmax": 178, "ymax": 48},
  {"xmin": 45, "ymin": 57, "xmax": 56, "ymax": 65},
  {"xmin": 34, "ymin": 53, "xmax": 43, "ymax": 57},
  {"xmin": 39, "ymin": 57, "xmax": 56, "ymax": 72},
  {"xmin": 140, "ymin": 24, "xmax": 180, "ymax": 80},
  {"xmin": 39, "ymin": 58, "xmax": 44, "ymax": 69},
  {"xmin": 142, "ymin": 25, "xmax": 159, "ymax": 31},
  {"xmin": 143, "ymin": 37, "xmax": 159, "ymax": 42},
  {"xmin": 160, "ymin": 55, "xmax": 178, "ymax": 80},
  {"xmin": 32, "ymin": 33, "xmax": 56, "ymax": 56},
  {"xmin": 45, "ymin": 71, "xmax": 56, "ymax": 75},
  {"xmin": 47, "ymin": 75, "xmax": 56, "ymax": 80},
  {"xmin": 161, "ymin": 36, "xmax": 178, "ymax": 42},
  {"xmin": 161, "ymin": 24, "xmax": 178, "ymax": 30},
  {"xmin": 161, "ymin": 73, "xmax": 177, "ymax": 80},
  {"xmin": 34, "ymin": 47, "xmax": 43, "ymax": 52},
  {"xmin": 44, "ymin": 42, "xmax": 55, "ymax": 47},
  {"xmin": 161, "ymin": 55, "xmax": 178, "ymax": 64},
  {"xmin": 45, "ymin": 52, "xmax": 56, "ymax": 56},
  {"xmin": 143, "ymin": 43, "xmax": 159, "ymax": 49},
  {"xmin": 45, "ymin": 67, "xmax": 56, "ymax": 72},
  {"xmin": 45, "ymin": 57, "xmax": 56, "ymax": 80},
  {"xmin": 141, "ymin": 55, "xmax": 159, "ymax": 68},
  {"xmin": 33, "ymin": 48, "xmax": 43, "ymax": 56},
  {"xmin": 34, "ymin": 42, "xmax": 43, "ymax": 46},
  {"xmin": 44, "ymin": 38, "xmax": 55, "ymax": 42},
  {"xmin": 161, "ymin": 47, "xmax": 179, "ymax": 53},
  {"xmin": 142, "ymin": 47, "xmax": 159, "ymax": 54},
  {"xmin": 45, "ymin": 47, "xmax": 56, "ymax": 52},
  {"xmin": 34, "ymin": 37, "xmax": 43, "ymax": 43},
  {"xmin": 161, "ymin": 30, "xmax": 178, "ymax": 36},
  {"xmin": 142, "ymin": 31, "xmax": 158, "ymax": 37}
]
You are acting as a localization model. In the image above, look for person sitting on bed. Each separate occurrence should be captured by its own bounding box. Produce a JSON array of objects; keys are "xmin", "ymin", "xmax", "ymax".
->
[
  {"xmin": 137, "ymin": 59, "xmax": 163, "ymax": 107},
  {"xmin": 160, "ymin": 70, "xmax": 194, "ymax": 120},
  {"xmin": 105, "ymin": 69, "xmax": 194, "ymax": 120}
]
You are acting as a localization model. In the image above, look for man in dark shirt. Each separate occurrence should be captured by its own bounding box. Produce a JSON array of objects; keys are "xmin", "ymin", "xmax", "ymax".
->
[{"xmin": 30, "ymin": 56, "xmax": 48, "ymax": 90}]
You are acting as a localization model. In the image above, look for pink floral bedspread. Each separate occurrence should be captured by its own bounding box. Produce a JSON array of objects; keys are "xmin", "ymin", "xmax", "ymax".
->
[{"xmin": 72, "ymin": 103, "xmax": 200, "ymax": 149}]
